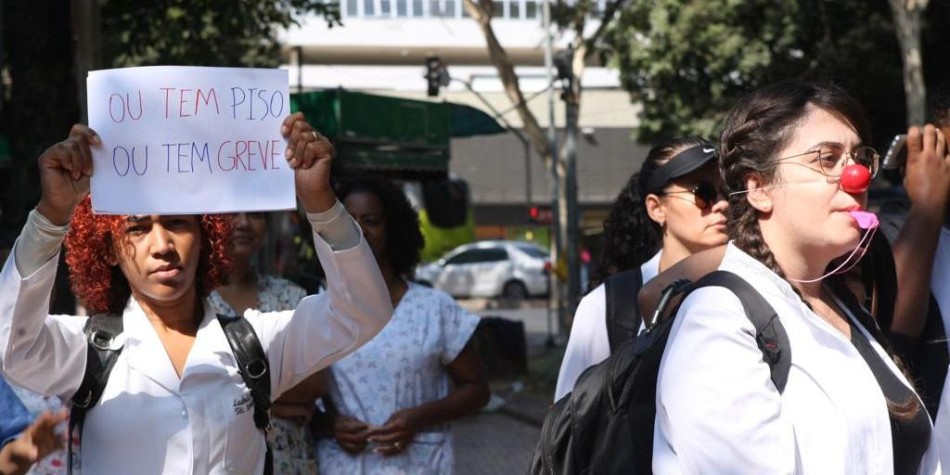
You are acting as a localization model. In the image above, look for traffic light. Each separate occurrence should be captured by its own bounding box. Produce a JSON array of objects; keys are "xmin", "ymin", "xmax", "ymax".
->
[
  {"xmin": 528, "ymin": 206, "xmax": 540, "ymax": 223},
  {"xmin": 425, "ymin": 56, "xmax": 448, "ymax": 97}
]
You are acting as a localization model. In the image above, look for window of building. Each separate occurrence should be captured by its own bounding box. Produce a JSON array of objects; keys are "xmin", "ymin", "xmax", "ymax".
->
[
  {"xmin": 341, "ymin": 0, "xmax": 546, "ymax": 19},
  {"xmin": 526, "ymin": 0, "xmax": 539, "ymax": 18}
]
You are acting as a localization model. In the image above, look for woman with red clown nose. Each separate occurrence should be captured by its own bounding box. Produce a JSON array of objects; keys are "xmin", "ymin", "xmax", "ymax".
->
[{"xmin": 653, "ymin": 81, "xmax": 939, "ymax": 474}]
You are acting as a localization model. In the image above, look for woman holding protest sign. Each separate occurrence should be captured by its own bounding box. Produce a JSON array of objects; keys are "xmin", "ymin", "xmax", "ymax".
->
[
  {"xmin": 653, "ymin": 81, "xmax": 939, "ymax": 473},
  {"xmin": 0, "ymin": 112, "xmax": 393, "ymax": 474}
]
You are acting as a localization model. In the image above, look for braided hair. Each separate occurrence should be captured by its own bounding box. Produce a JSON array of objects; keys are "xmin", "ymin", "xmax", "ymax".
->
[
  {"xmin": 718, "ymin": 80, "xmax": 871, "ymax": 281},
  {"xmin": 719, "ymin": 80, "xmax": 923, "ymax": 419},
  {"xmin": 588, "ymin": 136, "xmax": 707, "ymax": 290}
]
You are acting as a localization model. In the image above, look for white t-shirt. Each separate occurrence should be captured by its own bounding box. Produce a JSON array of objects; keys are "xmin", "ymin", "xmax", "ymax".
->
[{"xmin": 554, "ymin": 251, "xmax": 662, "ymax": 401}]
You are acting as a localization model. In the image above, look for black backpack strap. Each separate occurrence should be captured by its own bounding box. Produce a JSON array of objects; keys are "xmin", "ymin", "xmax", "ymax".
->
[
  {"xmin": 216, "ymin": 314, "xmax": 272, "ymax": 431},
  {"xmin": 69, "ymin": 313, "xmax": 124, "ymax": 474},
  {"xmin": 603, "ymin": 267, "xmax": 644, "ymax": 353},
  {"xmin": 690, "ymin": 271, "xmax": 792, "ymax": 393}
]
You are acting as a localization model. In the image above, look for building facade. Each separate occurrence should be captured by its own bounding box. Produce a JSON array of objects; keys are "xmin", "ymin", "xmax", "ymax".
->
[{"xmin": 280, "ymin": 2, "xmax": 648, "ymax": 252}]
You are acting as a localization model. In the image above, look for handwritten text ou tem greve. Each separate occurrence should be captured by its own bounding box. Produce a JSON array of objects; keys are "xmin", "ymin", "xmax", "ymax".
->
[{"xmin": 110, "ymin": 140, "xmax": 284, "ymax": 177}]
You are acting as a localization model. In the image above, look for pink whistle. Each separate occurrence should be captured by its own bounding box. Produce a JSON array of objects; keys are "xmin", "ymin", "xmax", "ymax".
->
[{"xmin": 849, "ymin": 210, "xmax": 879, "ymax": 230}]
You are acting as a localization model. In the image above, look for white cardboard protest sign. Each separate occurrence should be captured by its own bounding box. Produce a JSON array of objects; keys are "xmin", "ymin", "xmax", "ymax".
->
[{"xmin": 87, "ymin": 66, "xmax": 294, "ymax": 214}]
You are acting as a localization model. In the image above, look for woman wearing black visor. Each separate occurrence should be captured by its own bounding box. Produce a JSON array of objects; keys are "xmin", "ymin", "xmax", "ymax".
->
[{"xmin": 555, "ymin": 137, "xmax": 729, "ymax": 400}]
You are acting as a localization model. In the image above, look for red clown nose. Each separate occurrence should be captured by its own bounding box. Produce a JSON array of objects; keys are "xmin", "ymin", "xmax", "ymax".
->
[{"xmin": 840, "ymin": 164, "xmax": 871, "ymax": 194}]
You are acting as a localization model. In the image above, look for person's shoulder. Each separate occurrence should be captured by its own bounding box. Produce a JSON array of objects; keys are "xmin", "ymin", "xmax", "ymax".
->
[
  {"xmin": 576, "ymin": 283, "xmax": 607, "ymax": 315},
  {"xmin": 408, "ymin": 283, "xmax": 478, "ymax": 319},
  {"xmin": 409, "ymin": 282, "xmax": 456, "ymax": 305},
  {"xmin": 260, "ymin": 275, "xmax": 304, "ymax": 291},
  {"xmin": 260, "ymin": 275, "xmax": 306, "ymax": 297}
]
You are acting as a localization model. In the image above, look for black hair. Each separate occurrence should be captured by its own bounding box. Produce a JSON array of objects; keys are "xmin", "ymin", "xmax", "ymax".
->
[
  {"xmin": 337, "ymin": 177, "xmax": 425, "ymax": 278},
  {"xmin": 588, "ymin": 136, "xmax": 708, "ymax": 289},
  {"xmin": 931, "ymin": 78, "xmax": 950, "ymax": 128}
]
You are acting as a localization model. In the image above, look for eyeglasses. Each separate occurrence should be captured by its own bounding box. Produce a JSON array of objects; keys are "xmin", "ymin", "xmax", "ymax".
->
[
  {"xmin": 777, "ymin": 146, "xmax": 880, "ymax": 179},
  {"xmin": 659, "ymin": 181, "xmax": 727, "ymax": 210}
]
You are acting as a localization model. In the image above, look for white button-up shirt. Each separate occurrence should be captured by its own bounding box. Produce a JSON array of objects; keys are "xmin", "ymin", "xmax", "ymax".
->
[
  {"xmin": 0, "ymin": 209, "xmax": 392, "ymax": 475},
  {"xmin": 653, "ymin": 243, "xmax": 940, "ymax": 474}
]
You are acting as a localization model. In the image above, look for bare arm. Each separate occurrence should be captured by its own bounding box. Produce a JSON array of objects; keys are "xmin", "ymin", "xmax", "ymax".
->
[
  {"xmin": 890, "ymin": 125, "xmax": 950, "ymax": 337},
  {"xmin": 271, "ymin": 369, "xmax": 330, "ymax": 426},
  {"xmin": 637, "ymin": 245, "xmax": 727, "ymax": 325}
]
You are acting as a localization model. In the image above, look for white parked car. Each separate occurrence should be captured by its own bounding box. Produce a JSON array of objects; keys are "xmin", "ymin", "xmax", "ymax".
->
[{"xmin": 415, "ymin": 240, "xmax": 550, "ymax": 300}]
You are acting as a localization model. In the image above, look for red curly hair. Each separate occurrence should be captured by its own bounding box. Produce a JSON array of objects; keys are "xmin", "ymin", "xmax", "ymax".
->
[{"xmin": 64, "ymin": 197, "xmax": 233, "ymax": 314}]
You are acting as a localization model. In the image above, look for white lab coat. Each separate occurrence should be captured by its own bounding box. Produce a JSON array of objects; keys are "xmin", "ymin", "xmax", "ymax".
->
[
  {"xmin": 654, "ymin": 243, "xmax": 940, "ymax": 474},
  {"xmin": 553, "ymin": 251, "xmax": 661, "ymax": 401},
  {"xmin": 0, "ymin": 227, "xmax": 392, "ymax": 475}
]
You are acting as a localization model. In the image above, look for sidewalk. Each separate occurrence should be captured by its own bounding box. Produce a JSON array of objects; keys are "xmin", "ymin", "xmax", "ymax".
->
[{"xmin": 454, "ymin": 297, "xmax": 562, "ymax": 473}]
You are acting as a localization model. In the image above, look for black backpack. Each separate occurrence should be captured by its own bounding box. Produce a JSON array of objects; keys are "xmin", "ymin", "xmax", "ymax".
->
[
  {"xmin": 67, "ymin": 313, "xmax": 273, "ymax": 474},
  {"xmin": 603, "ymin": 267, "xmax": 644, "ymax": 353},
  {"xmin": 529, "ymin": 271, "xmax": 791, "ymax": 475}
]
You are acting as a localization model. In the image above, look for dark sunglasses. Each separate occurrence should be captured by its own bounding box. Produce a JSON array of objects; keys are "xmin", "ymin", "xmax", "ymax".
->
[{"xmin": 660, "ymin": 181, "xmax": 727, "ymax": 210}]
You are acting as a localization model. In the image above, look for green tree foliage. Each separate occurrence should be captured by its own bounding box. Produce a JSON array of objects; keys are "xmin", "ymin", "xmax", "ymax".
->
[
  {"xmin": 0, "ymin": 0, "xmax": 340, "ymax": 236},
  {"xmin": 606, "ymin": 0, "xmax": 949, "ymax": 147},
  {"xmin": 101, "ymin": 0, "xmax": 340, "ymax": 67}
]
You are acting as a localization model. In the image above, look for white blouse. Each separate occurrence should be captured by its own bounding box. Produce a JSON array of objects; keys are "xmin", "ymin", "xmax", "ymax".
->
[
  {"xmin": 0, "ymin": 208, "xmax": 392, "ymax": 475},
  {"xmin": 554, "ymin": 251, "xmax": 661, "ymax": 401},
  {"xmin": 654, "ymin": 243, "xmax": 939, "ymax": 474}
]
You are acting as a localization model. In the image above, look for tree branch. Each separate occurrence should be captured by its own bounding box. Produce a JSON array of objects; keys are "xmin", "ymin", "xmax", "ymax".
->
[
  {"xmin": 462, "ymin": 0, "xmax": 553, "ymax": 167},
  {"xmin": 583, "ymin": 0, "xmax": 629, "ymax": 62}
]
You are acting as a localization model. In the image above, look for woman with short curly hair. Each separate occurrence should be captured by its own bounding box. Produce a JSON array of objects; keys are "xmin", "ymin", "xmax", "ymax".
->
[
  {"xmin": 0, "ymin": 114, "xmax": 393, "ymax": 474},
  {"xmin": 65, "ymin": 201, "xmax": 233, "ymax": 315},
  {"xmin": 555, "ymin": 137, "xmax": 729, "ymax": 400}
]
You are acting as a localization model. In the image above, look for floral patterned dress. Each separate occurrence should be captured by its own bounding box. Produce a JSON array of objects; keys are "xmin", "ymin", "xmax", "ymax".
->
[
  {"xmin": 209, "ymin": 275, "xmax": 313, "ymax": 475},
  {"xmin": 8, "ymin": 384, "xmax": 79, "ymax": 474},
  {"xmin": 317, "ymin": 283, "xmax": 481, "ymax": 475}
]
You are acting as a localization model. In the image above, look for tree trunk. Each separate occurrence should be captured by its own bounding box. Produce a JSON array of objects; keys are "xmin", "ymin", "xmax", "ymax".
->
[
  {"xmin": 463, "ymin": 0, "xmax": 624, "ymax": 330},
  {"xmin": 888, "ymin": 0, "xmax": 928, "ymax": 126},
  {"xmin": 462, "ymin": 0, "xmax": 552, "ymax": 168}
]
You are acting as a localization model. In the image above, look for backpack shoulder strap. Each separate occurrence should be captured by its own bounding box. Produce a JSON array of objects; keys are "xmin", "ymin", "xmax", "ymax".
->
[
  {"xmin": 690, "ymin": 271, "xmax": 792, "ymax": 393},
  {"xmin": 603, "ymin": 267, "xmax": 644, "ymax": 353},
  {"xmin": 70, "ymin": 314, "xmax": 124, "ymax": 415},
  {"xmin": 217, "ymin": 314, "xmax": 272, "ymax": 431},
  {"xmin": 69, "ymin": 313, "xmax": 124, "ymax": 474}
]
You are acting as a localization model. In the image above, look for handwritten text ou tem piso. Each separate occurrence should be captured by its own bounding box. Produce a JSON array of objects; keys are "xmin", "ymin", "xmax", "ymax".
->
[{"xmin": 107, "ymin": 86, "xmax": 285, "ymax": 122}]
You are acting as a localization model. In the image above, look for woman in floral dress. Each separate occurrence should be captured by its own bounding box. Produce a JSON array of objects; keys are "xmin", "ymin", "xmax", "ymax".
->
[
  {"xmin": 210, "ymin": 211, "xmax": 328, "ymax": 475},
  {"xmin": 317, "ymin": 178, "xmax": 490, "ymax": 475}
]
